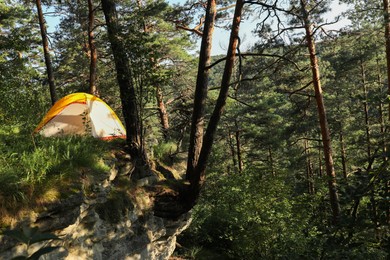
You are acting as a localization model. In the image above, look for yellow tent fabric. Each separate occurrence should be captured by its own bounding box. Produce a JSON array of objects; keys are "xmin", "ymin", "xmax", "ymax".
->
[{"xmin": 34, "ymin": 93, "xmax": 126, "ymax": 140}]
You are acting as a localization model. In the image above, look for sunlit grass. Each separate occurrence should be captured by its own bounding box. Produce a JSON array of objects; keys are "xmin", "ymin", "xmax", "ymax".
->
[{"xmin": 0, "ymin": 125, "xmax": 121, "ymax": 227}]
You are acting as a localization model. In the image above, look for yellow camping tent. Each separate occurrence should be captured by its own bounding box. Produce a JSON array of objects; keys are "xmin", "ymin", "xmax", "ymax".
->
[{"xmin": 34, "ymin": 93, "xmax": 126, "ymax": 140}]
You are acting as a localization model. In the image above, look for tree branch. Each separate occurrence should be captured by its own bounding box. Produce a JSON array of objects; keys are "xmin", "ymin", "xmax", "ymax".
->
[{"xmin": 175, "ymin": 24, "xmax": 203, "ymax": 36}]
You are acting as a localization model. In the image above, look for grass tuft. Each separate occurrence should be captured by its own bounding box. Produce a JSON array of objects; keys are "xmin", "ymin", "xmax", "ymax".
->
[{"xmin": 0, "ymin": 127, "xmax": 120, "ymax": 227}]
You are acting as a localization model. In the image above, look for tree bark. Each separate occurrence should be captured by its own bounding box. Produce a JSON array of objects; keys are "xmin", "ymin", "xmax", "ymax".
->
[
  {"xmin": 304, "ymin": 139, "xmax": 314, "ymax": 194},
  {"xmin": 101, "ymin": 0, "xmax": 143, "ymax": 158},
  {"xmin": 35, "ymin": 0, "xmax": 57, "ymax": 105},
  {"xmin": 360, "ymin": 60, "xmax": 371, "ymax": 160},
  {"xmin": 186, "ymin": 0, "xmax": 217, "ymax": 183},
  {"xmin": 377, "ymin": 55, "xmax": 387, "ymax": 160},
  {"xmin": 339, "ymin": 127, "xmax": 348, "ymax": 179},
  {"xmin": 228, "ymin": 130, "xmax": 237, "ymax": 169},
  {"xmin": 379, "ymin": 103, "xmax": 387, "ymax": 158},
  {"xmin": 383, "ymin": 0, "xmax": 390, "ymax": 121},
  {"xmin": 156, "ymin": 86, "xmax": 170, "ymax": 139},
  {"xmin": 379, "ymin": 2, "xmax": 390, "ymax": 222},
  {"xmin": 88, "ymin": 0, "xmax": 98, "ymax": 96},
  {"xmin": 300, "ymin": 0, "xmax": 341, "ymax": 224},
  {"xmin": 318, "ymin": 137, "xmax": 323, "ymax": 177},
  {"xmin": 236, "ymin": 129, "xmax": 243, "ymax": 173},
  {"xmin": 188, "ymin": 0, "xmax": 244, "ymax": 203}
]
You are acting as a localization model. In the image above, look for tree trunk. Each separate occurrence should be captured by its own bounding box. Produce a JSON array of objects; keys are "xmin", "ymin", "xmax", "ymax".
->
[
  {"xmin": 360, "ymin": 60, "xmax": 371, "ymax": 160},
  {"xmin": 135, "ymin": 0, "xmax": 169, "ymax": 141},
  {"xmin": 370, "ymin": 188, "xmax": 380, "ymax": 239},
  {"xmin": 383, "ymin": 0, "xmax": 390, "ymax": 121},
  {"xmin": 377, "ymin": 55, "xmax": 387, "ymax": 160},
  {"xmin": 186, "ymin": 0, "xmax": 217, "ymax": 183},
  {"xmin": 188, "ymin": 0, "xmax": 244, "ymax": 203},
  {"xmin": 379, "ymin": 3, "xmax": 390, "ymax": 222},
  {"xmin": 318, "ymin": 137, "xmax": 323, "ymax": 177},
  {"xmin": 228, "ymin": 130, "xmax": 237, "ymax": 169},
  {"xmin": 339, "ymin": 126, "xmax": 348, "ymax": 179},
  {"xmin": 236, "ymin": 129, "xmax": 243, "ymax": 173},
  {"xmin": 88, "ymin": 0, "xmax": 98, "ymax": 96},
  {"xmin": 101, "ymin": 0, "xmax": 143, "ymax": 158},
  {"xmin": 379, "ymin": 103, "xmax": 387, "ymax": 157},
  {"xmin": 300, "ymin": 0, "xmax": 341, "ymax": 224},
  {"xmin": 304, "ymin": 139, "xmax": 314, "ymax": 194},
  {"xmin": 35, "ymin": 0, "xmax": 57, "ymax": 105},
  {"xmin": 386, "ymin": 181, "xmax": 390, "ymax": 224},
  {"xmin": 268, "ymin": 146, "xmax": 275, "ymax": 177},
  {"xmin": 362, "ymin": 56, "xmax": 381, "ymax": 236},
  {"xmin": 156, "ymin": 86, "xmax": 169, "ymax": 139}
]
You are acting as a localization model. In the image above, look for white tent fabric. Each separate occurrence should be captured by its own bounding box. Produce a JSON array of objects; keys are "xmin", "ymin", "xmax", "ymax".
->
[{"xmin": 34, "ymin": 93, "xmax": 126, "ymax": 140}]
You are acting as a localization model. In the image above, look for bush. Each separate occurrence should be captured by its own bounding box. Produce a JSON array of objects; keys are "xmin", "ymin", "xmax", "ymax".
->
[
  {"xmin": 177, "ymin": 169, "xmax": 389, "ymax": 259},
  {"xmin": 153, "ymin": 141, "xmax": 177, "ymax": 163}
]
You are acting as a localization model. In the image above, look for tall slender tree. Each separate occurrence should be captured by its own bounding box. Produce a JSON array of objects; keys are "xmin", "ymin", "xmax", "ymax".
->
[
  {"xmin": 299, "ymin": 0, "xmax": 341, "ymax": 224},
  {"xmin": 35, "ymin": 0, "xmax": 57, "ymax": 105},
  {"xmin": 88, "ymin": 0, "xmax": 98, "ymax": 96},
  {"xmin": 383, "ymin": 0, "xmax": 390, "ymax": 121},
  {"xmin": 101, "ymin": 0, "xmax": 144, "ymax": 160},
  {"xmin": 188, "ymin": 0, "xmax": 244, "ymax": 203},
  {"xmin": 186, "ymin": 0, "xmax": 217, "ymax": 184}
]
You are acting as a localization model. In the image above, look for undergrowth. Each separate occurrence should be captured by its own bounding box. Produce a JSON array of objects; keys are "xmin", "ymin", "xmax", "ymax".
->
[{"xmin": 0, "ymin": 125, "xmax": 119, "ymax": 227}]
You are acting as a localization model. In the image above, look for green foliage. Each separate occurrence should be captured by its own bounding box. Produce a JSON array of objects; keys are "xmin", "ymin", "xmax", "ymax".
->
[
  {"xmin": 176, "ymin": 8, "xmax": 389, "ymax": 256},
  {"xmin": 2, "ymin": 0, "xmax": 390, "ymax": 259},
  {"xmin": 153, "ymin": 141, "xmax": 177, "ymax": 162},
  {"xmin": 179, "ymin": 171, "xmax": 310, "ymax": 258},
  {"xmin": 0, "ymin": 127, "xmax": 110, "ymax": 209},
  {"xmin": 178, "ymin": 167, "xmax": 389, "ymax": 259},
  {"xmin": 2, "ymin": 225, "xmax": 61, "ymax": 260}
]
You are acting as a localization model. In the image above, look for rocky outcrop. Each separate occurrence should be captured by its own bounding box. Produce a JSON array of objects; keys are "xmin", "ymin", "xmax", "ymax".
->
[{"xmin": 0, "ymin": 151, "xmax": 191, "ymax": 259}]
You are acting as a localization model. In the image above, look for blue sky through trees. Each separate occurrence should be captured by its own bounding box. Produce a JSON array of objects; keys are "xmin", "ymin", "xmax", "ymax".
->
[{"xmin": 45, "ymin": 0, "xmax": 351, "ymax": 55}]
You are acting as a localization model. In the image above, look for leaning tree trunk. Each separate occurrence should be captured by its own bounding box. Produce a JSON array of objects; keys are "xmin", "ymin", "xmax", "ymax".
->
[
  {"xmin": 186, "ymin": 0, "xmax": 217, "ymax": 183},
  {"xmin": 300, "ymin": 0, "xmax": 341, "ymax": 224},
  {"xmin": 35, "ymin": 0, "xmax": 57, "ymax": 105},
  {"xmin": 187, "ymin": 0, "xmax": 244, "ymax": 205},
  {"xmin": 88, "ymin": 0, "xmax": 98, "ymax": 96},
  {"xmin": 101, "ymin": 0, "xmax": 143, "ymax": 159}
]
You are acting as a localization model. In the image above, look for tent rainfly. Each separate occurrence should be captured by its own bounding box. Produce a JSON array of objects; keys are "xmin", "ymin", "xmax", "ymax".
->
[{"xmin": 34, "ymin": 92, "xmax": 126, "ymax": 140}]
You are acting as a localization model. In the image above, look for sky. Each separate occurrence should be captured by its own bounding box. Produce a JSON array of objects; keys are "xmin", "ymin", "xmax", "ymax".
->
[
  {"xmin": 209, "ymin": 1, "xmax": 352, "ymax": 55},
  {"xmin": 46, "ymin": 0, "xmax": 352, "ymax": 56}
]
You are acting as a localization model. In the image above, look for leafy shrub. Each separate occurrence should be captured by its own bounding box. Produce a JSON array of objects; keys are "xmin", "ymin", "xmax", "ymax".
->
[
  {"xmin": 177, "ymin": 169, "xmax": 389, "ymax": 259},
  {"xmin": 153, "ymin": 141, "xmax": 177, "ymax": 162}
]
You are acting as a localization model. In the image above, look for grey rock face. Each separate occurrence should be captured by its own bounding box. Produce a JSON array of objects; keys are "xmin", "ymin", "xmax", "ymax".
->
[{"xmin": 0, "ymin": 153, "xmax": 191, "ymax": 260}]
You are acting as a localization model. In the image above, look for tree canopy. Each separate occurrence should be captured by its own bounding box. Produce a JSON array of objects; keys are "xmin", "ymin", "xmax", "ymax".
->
[{"xmin": 0, "ymin": 0, "xmax": 389, "ymax": 258}]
